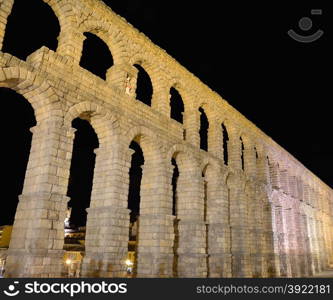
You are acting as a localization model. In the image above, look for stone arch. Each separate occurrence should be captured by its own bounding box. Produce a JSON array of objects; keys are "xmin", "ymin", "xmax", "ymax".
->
[
  {"xmin": 167, "ymin": 143, "xmax": 206, "ymax": 277},
  {"xmin": 1, "ymin": 0, "xmax": 63, "ymax": 58},
  {"xmin": 226, "ymin": 171, "xmax": 245, "ymax": 190},
  {"xmin": 123, "ymin": 125, "xmax": 163, "ymax": 159},
  {"xmin": 45, "ymin": 0, "xmax": 87, "ymax": 61},
  {"xmin": 0, "ymin": 66, "xmax": 60, "ymax": 122},
  {"xmin": 198, "ymin": 107, "xmax": 209, "ymax": 151},
  {"xmin": 201, "ymin": 157, "xmax": 220, "ymax": 176},
  {"xmin": 167, "ymin": 143, "xmax": 202, "ymax": 212},
  {"xmin": 129, "ymin": 53, "xmax": 164, "ymax": 108},
  {"xmin": 167, "ymin": 143, "xmax": 199, "ymax": 166},
  {"xmin": 64, "ymin": 101, "xmax": 120, "ymax": 145},
  {"xmin": 79, "ymin": 32, "xmax": 114, "ymax": 80},
  {"xmin": 78, "ymin": 18, "xmax": 128, "ymax": 65},
  {"xmin": 0, "ymin": 86, "xmax": 37, "ymax": 228},
  {"xmin": 197, "ymin": 102, "xmax": 215, "ymax": 121},
  {"xmin": 201, "ymin": 158, "xmax": 222, "ymax": 221},
  {"xmin": 169, "ymin": 85, "xmax": 184, "ymax": 124},
  {"xmin": 169, "ymin": 80, "xmax": 191, "ymax": 117},
  {"xmin": 198, "ymin": 102, "xmax": 220, "ymax": 155}
]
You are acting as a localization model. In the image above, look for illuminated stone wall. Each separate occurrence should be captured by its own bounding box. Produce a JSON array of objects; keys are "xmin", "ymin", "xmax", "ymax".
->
[{"xmin": 0, "ymin": 0, "xmax": 332, "ymax": 278}]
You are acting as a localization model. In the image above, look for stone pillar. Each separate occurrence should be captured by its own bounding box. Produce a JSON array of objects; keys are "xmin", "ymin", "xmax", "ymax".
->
[
  {"xmin": 227, "ymin": 126, "xmax": 242, "ymax": 171},
  {"xmin": 285, "ymin": 203, "xmax": 301, "ymax": 277},
  {"xmin": 261, "ymin": 198, "xmax": 279, "ymax": 277},
  {"xmin": 274, "ymin": 204, "xmax": 291, "ymax": 277},
  {"xmin": 243, "ymin": 137, "xmax": 264, "ymax": 277},
  {"xmin": 5, "ymin": 119, "xmax": 70, "ymax": 277},
  {"xmin": 318, "ymin": 219, "xmax": 328, "ymax": 270},
  {"xmin": 323, "ymin": 210, "xmax": 333, "ymax": 267},
  {"xmin": 106, "ymin": 63, "xmax": 138, "ymax": 97},
  {"xmin": 256, "ymin": 148, "xmax": 279, "ymax": 277},
  {"xmin": 292, "ymin": 199, "xmax": 308, "ymax": 276},
  {"xmin": 226, "ymin": 127, "xmax": 251, "ymax": 277},
  {"xmin": 280, "ymin": 170, "xmax": 290, "ymax": 195},
  {"xmin": 300, "ymin": 211, "xmax": 313, "ymax": 276},
  {"xmin": 174, "ymin": 156, "xmax": 207, "ymax": 277},
  {"xmin": 205, "ymin": 167, "xmax": 231, "ymax": 277},
  {"xmin": 268, "ymin": 202, "xmax": 282, "ymax": 278},
  {"xmin": 57, "ymin": 29, "xmax": 86, "ymax": 64},
  {"xmin": 183, "ymin": 108, "xmax": 200, "ymax": 148},
  {"xmin": 304, "ymin": 184, "xmax": 319, "ymax": 274},
  {"xmin": 305, "ymin": 214, "xmax": 316, "ymax": 275},
  {"xmin": 81, "ymin": 143, "xmax": 131, "ymax": 277},
  {"xmin": 207, "ymin": 120, "xmax": 223, "ymax": 160},
  {"xmin": 151, "ymin": 81, "xmax": 170, "ymax": 117},
  {"xmin": 249, "ymin": 183, "xmax": 266, "ymax": 277},
  {"xmin": 280, "ymin": 204, "xmax": 293, "ymax": 277},
  {"xmin": 309, "ymin": 215, "xmax": 320, "ymax": 273},
  {"xmin": 136, "ymin": 156, "xmax": 175, "ymax": 278},
  {"xmin": 242, "ymin": 136, "xmax": 256, "ymax": 177},
  {"xmin": 227, "ymin": 175, "xmax": 251, "ymax": 277}
]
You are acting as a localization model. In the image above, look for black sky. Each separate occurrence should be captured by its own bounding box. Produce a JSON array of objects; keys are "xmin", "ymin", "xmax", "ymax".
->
[
  {"xmin": 105, "ymin": 0, "xmax": 331, "ymax": 187},
  {"xmin": 0, "ymin": 0, "xmax": 331, "ymax": 226}
]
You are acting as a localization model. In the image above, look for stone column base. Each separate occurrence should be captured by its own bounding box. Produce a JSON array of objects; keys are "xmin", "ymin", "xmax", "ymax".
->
[
  {"xmin": 209, "ymin": 254, "xmax": 232, "ymax": 277},
  {"xmin": 290, "ymin": 253, "xmax": 301, "ymax": 277},
  {"xmin": 81, "ymin": 252, "xmax": 127, "ymax": 278},
  {"xmin": 5, "ymin": 249, "xmax": 64, "ymax": 278},
  {"xmin": 231, "ymin": 253, "xmax": 252, "ymax": 277},
  {"xmin": 177, "ymin": 253, "xmax": 207, "ymax": 278},
  {"xmin": 81, "ymin": 206, "xmax": 130, "ymax": 278},
  {"xmin": 136, "ymin": 214, "xmax": 175, "ymax": 278},
  {"xmin": 136, "ymin": 253, "xmax": 174, "ymax": 278},
  {"xmin": 264, "ymin": 253, "xmax": 279, "ymax": 277},
  {"xmin": 250, "ymin": 254, "xmax": 265, "ymax": 277},
  {"xmin": 278, "ymin": 254, "xmax": 292, "ymax": 277}
]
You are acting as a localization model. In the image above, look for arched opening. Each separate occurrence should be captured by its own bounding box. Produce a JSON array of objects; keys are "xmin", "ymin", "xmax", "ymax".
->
[
  {"xmin": 127, "ymin": 140, "xmax": 144, "ymax": 277},
  {"xmin": 2, "ymin": 0, "xmax": 60, "ymax": 60},
  {"xmin": 222, "ymin": 123, "xmax": 229, "ymax": 165},
  {"xmin": 64, "ymin": 118, "xmax": 99, "ymax": 259},
  {"xmin": 1, "ymin": 88, "xmax": 36, "ymax": 228},
  {"xmin": 199, "ymin": 107, "xmax": 209, "ymax": 151},
  {"xmin": 79, "ymin": 32, "xmax": 114, "ymax": 80},
  {"xmin": 134, "ymin": 64, "xmax": 153, "ymax": 106},
  {"xmin": 170, "ymin": 87, "xmax": 184, "ymax": 123},
  {"xmin": 171, "ymin": 157, "xmax": 180, "ymax": 277},
  {"xmin": 240, "ymin": 137, "xmax": 245, "ymax": 171},
  {"xmin": 0, "ymin": 87, "xmax": 36, "ymax": 275}
]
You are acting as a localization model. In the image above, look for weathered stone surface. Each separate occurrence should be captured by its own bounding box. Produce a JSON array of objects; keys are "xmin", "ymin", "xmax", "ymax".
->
[{"xmin": 0, "ymin": 0, "xmax": 332, "ymax": 278}]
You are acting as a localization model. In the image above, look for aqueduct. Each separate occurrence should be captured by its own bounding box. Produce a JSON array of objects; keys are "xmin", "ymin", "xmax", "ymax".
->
[{"xmin": 0, "ymin": 0, "xmax": 332, "ymax": 278}]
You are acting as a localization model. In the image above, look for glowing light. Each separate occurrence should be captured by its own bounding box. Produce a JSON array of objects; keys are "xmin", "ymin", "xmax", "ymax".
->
[
  {"xmin": 65, "ymin": 259, "xmax": 72, "ymax": 265},
  {"xmin": 125, "ymin": 259, "xmax": 133, "ymax": 266}
]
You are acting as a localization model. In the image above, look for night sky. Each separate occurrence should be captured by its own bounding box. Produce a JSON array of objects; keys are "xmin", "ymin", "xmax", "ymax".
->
[
  {"xmin": 0, "ymin": 1, "xmax": 331, "ymax": 226},
  {"xmin": 105, "ymin": 0, "xmax": 331, "ymax": 188}
]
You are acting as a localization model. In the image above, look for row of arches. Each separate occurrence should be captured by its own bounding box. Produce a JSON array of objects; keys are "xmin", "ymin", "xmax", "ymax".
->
[
  {"xmin": 1, "ymin": 0, "xmax": 266, "ymax": 170},
  {"xmin": 1, "ymin": 83, "xmax": 262, "ymax": 277},
  {"xmin": 0, "ymin": 0, "xmax": 228, "ymax": 159},
  {"xmin": 0, "ymin": 82, "xmax": 272, "ymax": 229},
  {"xmin": 2, "ymin": 82, "xmax": 332, "ymax": 277}
]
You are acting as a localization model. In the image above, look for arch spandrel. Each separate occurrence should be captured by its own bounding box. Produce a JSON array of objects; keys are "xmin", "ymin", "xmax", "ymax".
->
[
  {"xmin": 64, "ymin": 101, "xmax": 120, "ymax": 145},
  {"xmin": 123, "ymin": 125, "xmax": 166, "ymax": 162},
  {"xmin": 77, "ymin": 17, "xmax": 129, "ymax": 65},
  {"xmin": 0, "ymin": 66, "xmax": 60, "ymax": 122}
]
